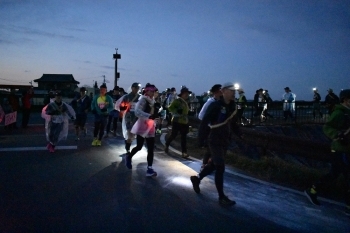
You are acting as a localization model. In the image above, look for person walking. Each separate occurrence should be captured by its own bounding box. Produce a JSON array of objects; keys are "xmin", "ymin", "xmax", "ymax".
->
[
  {"xmin": 190, "ymin": 82, "xmax": 243, "ymax": 206},
  {"xmin": 42, "ymin": 91, "xmax": 76, "ymax": 153},
  {"xmin": 325, "ymin": 88, "xmax": 340, "ymax": 115},
  {"xmin": 304, "ymin": 89, "xmax": 350, "ymax": 216},
  {"xmin": 21, "ymin": 86, "xmax": 34, "ymax": 128},
  {"xmin": 312, "ymin": 88, "xmax": 323, "ymax": 120},
  {"xmin": 164, "ymin": 86, "xmax": 192, "ymax": 158},
  {"xmin": 73, "ymin": 87, "xmax": 91, "ymax": 141},
  {"xmin": 105, "ymin": 86, "xmax": 121, "ymax": 137},
  {"xmin": 282, "ymin": 87, "xmax": 296, "ymax": 121},
  {"xmin": 115, "ymin": 82, "xmax": 141, "ymax": 153},
  {"xmin": 125, "ymin": 83, "xmax": 159, "ymax": 176},
  {"xmin": 90, "ymin": 84, "xmax": 114, "ymax": 146}
]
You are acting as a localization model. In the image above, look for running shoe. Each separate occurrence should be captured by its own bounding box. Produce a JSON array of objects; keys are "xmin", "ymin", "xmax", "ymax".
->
[
  {"xmin": 125, "ymin": 153, "xmax": 132, "ymax": 169},
  {"xmin": 304, "ymin": 188, "xmax": 320, "ymax": 206},
  {"xmin": 219, "ymin": 195, "xmax": 236, "ymax": 206},
  {"xmin": 146, "ymin": 168, "xmax": 157, "ymax": 177},
  {"xmin": 190, "ymin": 176, "xmax": 200, "ymax": 193}
]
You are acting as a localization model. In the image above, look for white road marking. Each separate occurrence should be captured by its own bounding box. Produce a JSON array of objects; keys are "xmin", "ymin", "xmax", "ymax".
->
[{"xmin": 0, "ymin": 146, "xmax": 77, "ymax": 151}]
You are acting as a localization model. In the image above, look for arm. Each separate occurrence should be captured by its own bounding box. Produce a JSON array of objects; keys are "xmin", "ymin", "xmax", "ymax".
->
[{"xmin": 134, "ymin": 98, "xmax": 152, "ymax": 118}]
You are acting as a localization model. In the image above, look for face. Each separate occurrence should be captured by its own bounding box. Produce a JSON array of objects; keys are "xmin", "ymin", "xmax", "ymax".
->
[
  {"xmin": 181, "ymin": 92, "xmax": 189, "ymax": 100},
  {"xmin": 222, "ymin": 88, "xmax": 235, "ymax": 100},
  {"xmin": 100, "ymin": 88, "xmax": 107, "ymax": 96},
  {"xmin": 154, "ymin": 91, "xmax": 159, "ymax": 99},
  {"xmin": 146, "ymin": 90, "xmax": 155, "ymax": 98},
  {"xmin": 132, "ymin": 86, "xmax": 140, "ymax": 94},
  {"xmin": 80, "ymin": 90, "xmax": 86, "ymax": 96},
  {"xmin": 55, "ymin": 95, "xmax": 62, "ymax": 102},
  {"xmin": 343, "ymin": 97, "xmax": 350, "ymax": 108}
]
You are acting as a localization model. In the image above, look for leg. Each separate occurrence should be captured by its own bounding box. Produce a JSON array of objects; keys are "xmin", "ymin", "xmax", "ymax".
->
[
  {"xmin": 129, "ymin": 135, "xmax": 145, "ymax": 158},
  {"xmin": 165, "ymin": 121, "xmax": 179, "ymax": 147},
  {"xmin": 146, "ymin": 137, "xmax": 155, "ymax": 167},
  {"xmin": 180, "ymin": 124, "xmax": 189, "ymax": 154}
]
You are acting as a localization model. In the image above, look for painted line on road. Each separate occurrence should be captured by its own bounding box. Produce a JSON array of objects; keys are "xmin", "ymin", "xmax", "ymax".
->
[
  {"xmin": 159, "ymin": 132, "xmax": 345, "ymax": 208},
  {"xmin": 0, "ymin": 146, "xmax": 77, "ymax": 152}
]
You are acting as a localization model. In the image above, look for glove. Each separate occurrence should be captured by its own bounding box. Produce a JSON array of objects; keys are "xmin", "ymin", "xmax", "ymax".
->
[
  {"xmin": 101, "ymin": 108, "xmax": 107, "ymax": 112},
  {"xmin": 177, "ymin": 109, "xmax": 183, "ymax": 114}
]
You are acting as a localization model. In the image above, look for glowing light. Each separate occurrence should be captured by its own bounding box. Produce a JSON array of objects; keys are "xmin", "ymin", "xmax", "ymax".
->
[
  {"xmin": 234, "ymin": 83, "xmax": 240, "ymax": 90},
  {"xmin": 313, "ymin": 87, "xmax": 317, "ymax": 91}
]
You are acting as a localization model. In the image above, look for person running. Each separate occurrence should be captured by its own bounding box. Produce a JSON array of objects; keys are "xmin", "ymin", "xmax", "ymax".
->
[
  {"xmin": 72, "ymin": 87, "xmax": 91, "ymax": 141},
  {"xmin": 115, "ymin": 82, "xmax": 141, "ymax": 153},
  {"xmin": 42, "ymin": 91, "xmax": 76, "ymax": 153},
  {"xmin": 190, "ymin": 82, "xmax": 243, "ymax": 206},
  {"xmin": 236, "ymin": 88, "xmax": 248, "ymax": 125},
  {"xmin": 282, "ymin": 87, "xmax": 296, "ymax": 121},
  {"xmin": 125, "ymin": 83, "xmax": 159, "ymax": 176},
  {"xmin": 312, "ymin": 88, "xmax": 323, "ymax": 120},
  {"xmin": 197, "ymin": 84, "xmax": 222, "ymax": 171},
  {"xmin": 90, "ymin": 84, "xmax": 114, "ymax": 146},
  {"xmin": 325, "ymin": 88, "xmax": 340, "ymax": 115},
  {"xmin": 105, "ymin": 86, "xmax": 122, "ymax": 137},
  {"xmin": 304, "ymin": 89, "xmax": 350, "ymax": 216},
  {"xmin": 164, "ymin": 86, "xmax": 192, "ymax": 158}
]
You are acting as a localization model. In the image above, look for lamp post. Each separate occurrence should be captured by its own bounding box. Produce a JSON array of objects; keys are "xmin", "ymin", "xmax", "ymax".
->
[{"xmin": 113, "ymin": 48, "xmax": 121, "ymax": 87}]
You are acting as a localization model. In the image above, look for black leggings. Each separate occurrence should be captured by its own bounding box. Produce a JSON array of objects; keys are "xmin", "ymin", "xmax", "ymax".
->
[
  {"xmin": 166, "ymin": 121, "xmax": 189, "ymax": 153},
  {"xmin": 130, "ymin": 135, "xmax": 155, "ymax": 167}
]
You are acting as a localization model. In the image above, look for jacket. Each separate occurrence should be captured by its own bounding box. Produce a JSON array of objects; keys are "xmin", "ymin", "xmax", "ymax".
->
[
  {"xmin": 168, "ymin": 97, "xmax": 190, "ymax": 124},
  {"xmin": 91, "ymin": 94, "xmax": 114, "ymax": 116},
  {"xmin": 323, "ymin": 104, "xmax": 350, "ymax": 153}
]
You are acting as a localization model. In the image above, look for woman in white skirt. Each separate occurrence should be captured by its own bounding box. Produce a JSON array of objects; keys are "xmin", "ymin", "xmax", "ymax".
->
[{"xmin": 125, "ymin": 83, "xmax": 160, "ymax": 177}]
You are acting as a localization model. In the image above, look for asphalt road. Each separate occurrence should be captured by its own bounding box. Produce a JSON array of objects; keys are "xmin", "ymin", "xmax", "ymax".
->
[{"xmin": 0, "ymin": 113, "xmax": 349, "ymax": 232}]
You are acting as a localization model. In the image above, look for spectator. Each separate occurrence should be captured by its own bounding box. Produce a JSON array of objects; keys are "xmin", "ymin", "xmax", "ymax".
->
[
  {"xmin": 237, "ymin": 88, "xmax": 248, "ymax": 125},
  {"xmin": 21, "ymin": 87, "xmax": 34, "ymax": 128}
]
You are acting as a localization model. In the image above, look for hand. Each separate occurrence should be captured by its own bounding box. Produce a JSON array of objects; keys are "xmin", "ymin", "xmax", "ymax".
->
[{"xmin": 101, "ymin": 108, "xmax": 107, "ymax": 112}]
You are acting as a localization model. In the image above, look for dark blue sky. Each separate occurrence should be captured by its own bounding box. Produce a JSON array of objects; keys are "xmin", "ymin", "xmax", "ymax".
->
[{"xmin": 0, "ymin": 0, "xmax": 349, "ymax": 100}]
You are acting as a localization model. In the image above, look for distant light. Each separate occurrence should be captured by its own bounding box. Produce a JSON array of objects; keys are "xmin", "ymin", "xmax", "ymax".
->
[
  {"xmin": 313, "ymin": 87, "xmax": 317, "ymax": 91},
  {"xmin": 234, "ymin": 83, "xmax": 240, "ymax": 90}
]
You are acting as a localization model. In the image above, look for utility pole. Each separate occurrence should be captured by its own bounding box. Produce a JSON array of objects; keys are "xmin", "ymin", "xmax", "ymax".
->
[{"xmin": 113, "ymin": 48, "xmax": 121, "ymax": 87}]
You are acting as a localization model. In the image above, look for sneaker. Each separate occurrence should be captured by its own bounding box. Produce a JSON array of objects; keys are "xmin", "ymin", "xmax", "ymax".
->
[
  {"xmin": 345, "ymin": 206, "xmax": 350, "ymax": 216},
  {"xmin": 91, "ymin": 138, "xmax": 98, "ymax": 146},
  {"xmin": 146, "ymin": 168, "xmax": 157, "ymax": 177},
  {"xmin": 164, "ymin": 146, "xmax": 169, "ymax": 153},
  {"xmin": 219, "ymin": 195, "xmax": 236, "ymax": 206},
  {"xmin": 96, "ymin": 140, "xmax": 102, "ymax": 146},
  {"xmin": 182, "ymin": 153, "xmax": 189, "ymax": 158},
  {"xmin": 125, "ymin": 153, "xmax": 132, "ymax": 169},
  {"xmin": 304, "ymin": 188, "xmax": 320, "ymax": 206},
  {"xmin": 190, "ymin": 176, "xmax": 200, "ymax": 193},
  {"xmin": 200, "ymin": 164, "xmax": 206, "ymax": 172}
]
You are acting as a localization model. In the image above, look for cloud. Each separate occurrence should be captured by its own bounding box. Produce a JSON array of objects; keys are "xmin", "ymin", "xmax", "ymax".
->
[{"xmin": 101, "ymin": 65, "xmax": 114, "ymax": 69}]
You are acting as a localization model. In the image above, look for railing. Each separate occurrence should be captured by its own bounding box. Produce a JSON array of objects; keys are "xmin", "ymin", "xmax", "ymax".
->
[{"xmin": 189, "ymin": 101, "xmax": 329, "ymax": 126}]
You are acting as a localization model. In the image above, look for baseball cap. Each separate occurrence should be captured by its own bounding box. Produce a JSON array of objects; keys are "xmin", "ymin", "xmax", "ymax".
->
[
  {"xmin": 131, "ymin": 82, "xmax": 141, "ymax": 88},
  {"xmin": 221, "ymin": 82, "xmax": 236, "ymax": 90},
  {"xmin": 209, "ymin": 84, "xmax": 222, "ymax": 93},
  {"xmin": 178, "ymin": 86, "xmax": 192, "ymax": 96}
]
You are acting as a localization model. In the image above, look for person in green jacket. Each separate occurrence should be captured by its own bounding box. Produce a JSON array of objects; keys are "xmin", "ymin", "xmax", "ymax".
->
[
  {"xmin": 304, "ymin": 89, "xmax": 350, "ymax": 216},
  {"xmin": 90, "ymin": 84, "xmax": 114, "ymax": 146},
  {"xmin": 164, "ymin": 86, "xmax": 192, "ymax": 158}
]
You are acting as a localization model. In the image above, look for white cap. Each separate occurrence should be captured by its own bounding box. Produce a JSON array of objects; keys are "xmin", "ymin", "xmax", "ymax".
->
[{"xmin": 221, "ymin": 82, "xmax": 236, "ymax": 90}]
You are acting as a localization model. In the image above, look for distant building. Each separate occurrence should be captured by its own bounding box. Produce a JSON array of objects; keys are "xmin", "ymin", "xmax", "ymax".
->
[{"xmin": 34, "ymin": 74, "xmax": 79, "ymax": 97}]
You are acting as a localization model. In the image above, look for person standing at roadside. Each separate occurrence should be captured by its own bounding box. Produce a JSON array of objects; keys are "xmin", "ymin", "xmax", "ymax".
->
[
  {"xmin": 190, "ymin": 82, "xmax": 243, "ymax": 206},
  {"xmin": 164, "ymin": 86, "xmax": 192, "ymax": 158},
  {"xmin": 90, "ymin": 84, "xmax": 114, "ymax": 146},
  {"xmin": 236, "ymin": 88, "xmax": 248, "ymax": 125},
  {"xmin": 304, "ymin": 89, "xmax": 350, "ymax": 216},
  {"xmin": 21, "ymin": 86, "xmax": 34, "ymax": 128},
  {"xmin": 115, "ymin": 82, "xmax": 141, "ymax": 153},
  {"xmin": 125, "ymin": 83, "xmax": 159, "ymax": 176}
]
